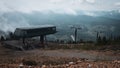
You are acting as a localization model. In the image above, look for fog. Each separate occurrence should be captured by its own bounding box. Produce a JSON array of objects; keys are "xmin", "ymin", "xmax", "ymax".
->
[{"xmin": 0, "ymin": 10, "xmax": 120, "ymax": 41}]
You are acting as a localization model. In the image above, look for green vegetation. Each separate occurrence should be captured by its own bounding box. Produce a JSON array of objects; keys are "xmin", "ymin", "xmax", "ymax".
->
[{"xmin": 96, "ymin": 35, "xmax": 120, "ymax": 45}]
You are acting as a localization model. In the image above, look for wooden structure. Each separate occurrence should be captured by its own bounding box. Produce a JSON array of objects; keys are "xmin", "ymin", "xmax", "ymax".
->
[{"xmin": 14, "ymin": 25, "xmax": 57, "ymax": 46}]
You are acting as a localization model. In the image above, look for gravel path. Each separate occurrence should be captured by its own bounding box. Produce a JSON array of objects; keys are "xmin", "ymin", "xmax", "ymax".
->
[{"xmin": 21, "ymin": 49, "xmax": 120, "ymax": 61}]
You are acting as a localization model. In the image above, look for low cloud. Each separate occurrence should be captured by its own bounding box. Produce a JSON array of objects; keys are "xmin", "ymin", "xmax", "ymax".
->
[
  {"xmin": 115, "ymin": 2, "xmax": 120, "ymax": 6},
  {"xmin": 86, "ymin": 0, "xmax": 96, "ymax": 3},
  {"xmin": 0, "ymin": 0, "xmax": 119, "ymax": 14},
  {"xmin": 0, "ymin": 12, "xmax": 30, "ymax": 33}
]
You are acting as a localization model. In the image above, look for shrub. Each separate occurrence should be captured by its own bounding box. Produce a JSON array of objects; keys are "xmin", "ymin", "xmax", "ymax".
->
[{"xmin": 22, "ymin": 60, "xmax": 37, "ymax": 66}]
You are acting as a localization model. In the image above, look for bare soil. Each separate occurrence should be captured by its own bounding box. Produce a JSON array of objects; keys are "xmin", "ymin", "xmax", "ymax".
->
[{"xmin": 0, "ymin": 43, "xmax": 120, "ymax": 68}]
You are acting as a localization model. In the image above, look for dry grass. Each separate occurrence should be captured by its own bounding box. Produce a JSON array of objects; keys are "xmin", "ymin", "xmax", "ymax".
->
[
  {"xmin": 0, "ymin": 60, "xmax": 120, "ymax": 68},
  {"xmin": 0, "ymin": 42, "xmax": 120, "ymax": 68}
]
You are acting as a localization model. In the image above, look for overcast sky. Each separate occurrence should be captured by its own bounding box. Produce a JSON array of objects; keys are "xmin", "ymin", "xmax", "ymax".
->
[{"xmin": 0, "ymin": 0, "xmax": 120, "ymax": 14}]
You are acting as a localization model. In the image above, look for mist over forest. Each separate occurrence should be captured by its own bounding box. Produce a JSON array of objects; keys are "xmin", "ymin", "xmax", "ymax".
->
[{"xmin": 0, "ymin": 10, "xmax": 120, "ymax": 41}]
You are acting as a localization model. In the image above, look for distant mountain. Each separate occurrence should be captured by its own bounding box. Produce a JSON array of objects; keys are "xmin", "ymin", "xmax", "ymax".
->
[{"xmin": 0, "ymin": 10, "xmax": 120, "ymax": 41}]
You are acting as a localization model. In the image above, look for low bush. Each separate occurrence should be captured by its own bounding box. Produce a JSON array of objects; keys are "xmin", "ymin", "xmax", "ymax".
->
[{"xmin": 22, "ymin": 60, "xmax": 37, "ymax": 66}]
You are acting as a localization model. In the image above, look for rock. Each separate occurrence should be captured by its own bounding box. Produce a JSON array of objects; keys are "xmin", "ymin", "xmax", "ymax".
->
[
  {"xmin": 42, "ymin": 65, "xmax": 47, "ymax": 68},
  {"xmin": 118, "ymin": 61, "xmax": 120, "ymax": 63},
  {"xmin": 114, "ymin": 60, "xmax": 120, "ymax": 63},
  {"xmin": 66, "ymin": 64, "xmax": 69, "ymax": 67},
  {"xmin": 76, "ymin": 60, "xmax": 82, "ymax": 64},
  {"xmin": 19, "ymin": 63, "xmax": 24, "ymax": 68},
  {"xmin": 87, "ymin": 63, "xmax": 92, "ymax": 68},
  {"xmin": 69, "ymin": 62, "xmax": 74, "ymax": 65},
  {"xmin": 28, "ymin": 66, "xmax": 32, "ymax": 68}
]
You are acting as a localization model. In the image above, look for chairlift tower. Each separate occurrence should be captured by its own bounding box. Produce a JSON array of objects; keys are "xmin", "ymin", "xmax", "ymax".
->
[
  {"xmin": 94, "ymin": 31, "xmax": 104, "ymax": 41},
  {"xmin": 71, "ymin": 26, "xmax": 82, "ymax": 43}
]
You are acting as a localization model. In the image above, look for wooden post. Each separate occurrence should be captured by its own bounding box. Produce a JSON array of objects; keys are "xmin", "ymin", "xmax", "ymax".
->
[
  {"xmin": 22, "ymin": 37, "xmax": 25, "ymax": 45},
  {"xmin": 40, "ymin": 35, "xmax": 45, "ymax": 48}
]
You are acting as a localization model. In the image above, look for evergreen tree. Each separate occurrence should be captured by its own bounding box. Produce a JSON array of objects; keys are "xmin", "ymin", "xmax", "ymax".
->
[
  {"xmin": 97, "ymin": 36, "xmax": 102, "ymax": 45},
  {"xmin": 102, "ymin": 36, "xmax": 107, "ymax": 45},
  {"xmin": 0, "ymin": 36, "xmax": 5, "ymax": 41},
  {"xmin": 9, "ymin": 32, "xmax": 14, "ymax": 39}
]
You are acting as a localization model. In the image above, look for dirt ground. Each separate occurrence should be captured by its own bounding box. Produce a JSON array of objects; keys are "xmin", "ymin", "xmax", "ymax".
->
[{"xmin": 0, "ymin": 43, "xmax": 120, "ymax": 68}]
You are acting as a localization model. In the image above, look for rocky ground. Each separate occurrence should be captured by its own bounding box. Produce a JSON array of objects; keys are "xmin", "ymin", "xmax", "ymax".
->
[{"xmin": 0, "ymin": 42, "xmax": 120, "ymax": 68}]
